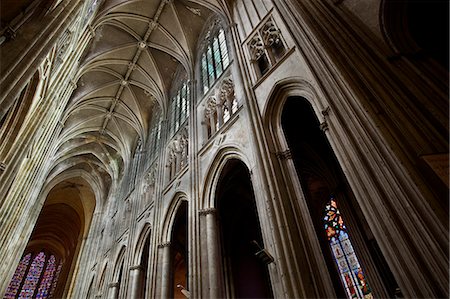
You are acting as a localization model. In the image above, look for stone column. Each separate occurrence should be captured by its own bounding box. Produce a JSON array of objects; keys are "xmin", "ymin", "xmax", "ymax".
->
[
  {"xmin": 216, "ymin": 103, "xmax": 224, "ymax": 127},
  {"xmin": 201, "ymin": 120, "xmax": 209, "ymax": 141},
  {"xmin": 108, "ymin": 282, "xmax": 120, "ymax": 299},
  {"xmin": 209, "ymin": 113, "xmax": 216, "ymax": 135},
  {"xmin": 129, "ymin": 265, "xmax": 144, "ymax": 299},
  {"xmin": 226, "ymin": 98, "xmax": 233, "ymax": 115},
  {"xmin": 159, "ymin": 242, "xmax": 171, "ymax": 299},
  {"xmin": 200, "ymin": 208, "xmax": 222, "ymax": 298}
]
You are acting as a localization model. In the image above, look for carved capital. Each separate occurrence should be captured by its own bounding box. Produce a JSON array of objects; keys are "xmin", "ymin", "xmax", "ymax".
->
[
  {"xmin": 321, "ymin": 106, "xmax": 331, "ymax": 117},
  {"xmin": 199, "ymin": 208, "xmax": 216, "ymax": 216},
  {"xmin": 320, "ymin": 121, "xmax": 329, "ymax": 132},
  {"xmin": 276, "ymin": 149, "xmax": 292, "ymax": 160},
  {"xmin": 158, "ymin": 242, "xmax": 171, "ymax": 248},
  {"xmin": 129, "ymin": 264, "xmax": 144, "ymax": 271},
  {"xmin": 108, "ymin": 282, "xmax": 119, "ymax": 288}
]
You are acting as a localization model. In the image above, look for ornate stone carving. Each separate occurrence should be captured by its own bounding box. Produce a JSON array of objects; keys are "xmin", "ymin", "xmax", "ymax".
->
[
  {"xmin": 166, "ymin": 126, "xmax": 189, "ymax": 180},
  {"xmin": 199, "ymin": 208, "xmax": 216, "ymax": 216},
  {"xmin": 143, "ymin": 163, "xmax": 158, "ymax": 193},
  {"xmin": 261, "ymin": 19, "xmax": 282, "ymax": 47},
  {"xmin": 158, "ymin": 242, "xmax": 171, "ymax": 248},
  {"xmin": 249, "ymin": 35, "xmax": 265, "ymax": 60}
]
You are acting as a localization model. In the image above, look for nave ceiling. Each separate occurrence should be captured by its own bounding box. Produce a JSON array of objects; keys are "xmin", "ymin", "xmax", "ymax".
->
[{"xmin": 48, "ymin": 0, "xmax": 227, "ymax": 199}]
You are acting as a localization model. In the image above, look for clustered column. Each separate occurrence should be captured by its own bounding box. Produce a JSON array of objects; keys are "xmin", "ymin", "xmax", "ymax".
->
[{"xmin": 200, "ymin": 208, "xmax": 222, "ymax": 299}]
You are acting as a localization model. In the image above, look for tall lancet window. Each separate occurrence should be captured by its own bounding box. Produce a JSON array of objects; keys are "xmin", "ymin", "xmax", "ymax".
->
[
  {"xmin": 323, "ymin": 197, "xmax": 373, "ymax": 299},
  {"xmin": 5, "ymin": 251, "xmax": 63, "ymax": 299}
]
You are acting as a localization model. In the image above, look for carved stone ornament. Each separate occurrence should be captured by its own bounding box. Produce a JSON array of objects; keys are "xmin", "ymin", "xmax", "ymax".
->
[
  {"xmin": 249, "ymin": 35, "xmax": 265, "ymax": 60},
  {"xmin": 261, "ymin": 19, "xmax": 282, "ymax": 47}
]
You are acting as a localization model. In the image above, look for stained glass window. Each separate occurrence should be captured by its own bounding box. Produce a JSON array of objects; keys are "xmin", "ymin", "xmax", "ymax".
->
[
  {"xmin": 324, "ymin": 197, "xmax": 373, "ymax": 299},
  {"xmin": 4, "ymin": 253, "xmax": 32, "ymax": 299},
  {"xmin": 49, "ymin": 261, "xmax": 63, "ymax": 298},
  {"xmin": 19, "ymin": 252, "xmax": 46, "ymax": 299},
  {"xmin": 6, "ymin": 252, "xmax": 63, "ymax": 299},
  {"xmin": 36, "ymin": 255, "xmax": 57, "ymax": 299},
  {"xmin": 200, "ymin": 26, "xmax": 230, "ymax": 95},
  {"xmin": 169, "ymin": 80, "xmax": 190, "ymax": 136}
]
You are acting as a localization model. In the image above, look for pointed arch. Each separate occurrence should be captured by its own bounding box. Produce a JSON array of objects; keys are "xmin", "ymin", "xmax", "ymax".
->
[
  {"xmin": 200, "ymin": 146, "xmax": 251, "ymax": 210},
  {"xmin": 160, "ymin": 192, "xmax": 188, "ymax": 243},
  {"xmin": 134, "ymin": 223, "xmax": 152, "ymax": 265}
]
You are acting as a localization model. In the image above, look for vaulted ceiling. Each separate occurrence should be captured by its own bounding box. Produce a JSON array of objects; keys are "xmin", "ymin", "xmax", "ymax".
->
[{"xmin": 48, "ymin": 0, "xmax": 228, "ymax": 201}]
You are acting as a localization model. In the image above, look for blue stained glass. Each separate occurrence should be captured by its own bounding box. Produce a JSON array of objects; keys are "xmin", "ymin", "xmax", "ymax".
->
[
  {"xmin": 5, "ymin": 253, "xmax": 32, "ymax": 299},
  {"xmin": 36, "ymin": 255, "xmax": 57, "ymax": 299},
  {"xmin": 18, "ymin": 252, "xmax": 46, "ymax": 299},
  {"xmin": 324, "ymin": 197, "xmax": 373, "ymax": 299},
  {"xmin": 48, "ymin": 261, "xmax": 62, "ymax": 298}
]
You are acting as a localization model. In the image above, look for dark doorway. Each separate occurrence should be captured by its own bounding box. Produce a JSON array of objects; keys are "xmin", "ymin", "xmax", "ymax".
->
[
  {"xmin": 217, "ymin": 159, "xmax": 273, "ymax": 298},
  {"xmin": 171, "ymin": 201, "xmax": 188, "ymax": 299},
  {"xmin": 281, "ymin": 97, "xmax": 399, "ymax": 298}
]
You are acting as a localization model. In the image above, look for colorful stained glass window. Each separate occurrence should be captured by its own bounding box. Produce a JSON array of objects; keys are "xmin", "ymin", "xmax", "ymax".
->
[
  {"xmin": 49, "ymin": 261, "xmax": 63, "ymax": 298},
  {"xmin": 18, "ymin": 252, "xmax": 46, "ymax": 299},
  {"xmin": 324, "ymin": 197, "xmax": 373, "ymax": 299},
  {"xmin": 36, "ymin": 255, "xmax": 57, "ymax": 299},
  {"xmin": 4, "ymin": 253, "xmax": 32, "ymax": 299},
  {"xmin": 6, "ymin": 252, "xmax": 63, "ymax": 299}
]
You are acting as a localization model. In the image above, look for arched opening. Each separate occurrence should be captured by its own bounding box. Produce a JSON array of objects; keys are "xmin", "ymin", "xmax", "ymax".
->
[
  {"xmin": 110, "ymin": 247, "xmax": 126, "ymax": 299},
  {"xmin": 280, "ymin": 96, "xmax": 399, "ymax": 298},
  {"xmin": 4, "ymin": 178, "xmax": 95, "ymax": 298},
  {"xmin": 382, "ymin": 0, "xmax": 449, "ymax": 70},
  {"xmin": 170, "ymin": 201, "xmax": 188, "ymax": 299},
  {"xmin": 216, "ymin": 159, "xmax": 273, "ymax": 298},
  {"xmin": 0, "ymin": 71, "xmax": 39, "ymax": 162},
  {"xmin": 139, "ymin": 229, "xmax": 151, "ymax": 298}
]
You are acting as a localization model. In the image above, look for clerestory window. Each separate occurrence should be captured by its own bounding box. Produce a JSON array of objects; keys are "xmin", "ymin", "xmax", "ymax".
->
[
  {"xmin": 200, "ymin": 26, "xmax": 230, "ymax": 95},
  {"xmin": 169, "ymin": 79, "xmax": 190, "ymax": 136}
]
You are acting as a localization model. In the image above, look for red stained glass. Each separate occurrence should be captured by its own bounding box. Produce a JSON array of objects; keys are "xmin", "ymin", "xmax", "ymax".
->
[
  {"xmin": 6, "ymin": 252, "xmax": 63, "ymax": 299},
  {"xmin": 36, "ymin": 255, "xmax": 57, "ymax": 299},
  {"xmin": 49, "ymin": 261, "xmax": 63, "ymax": 298},
  {"xmin": 4, "ymin": 253, "xmax": 32, "ymax": 299},
  {"xmin": 18, "ymin": 252, "xmax": 46, "ymax": 299},
  {"xmin": 324, "ymin": 197, "xmax": 373, "ymax": 299}
]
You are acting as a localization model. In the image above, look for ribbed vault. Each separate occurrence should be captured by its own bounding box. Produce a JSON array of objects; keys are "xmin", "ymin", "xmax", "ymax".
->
[{"xmin": 51, "ymin": 0, "xmax": 226, "ymax": 197}]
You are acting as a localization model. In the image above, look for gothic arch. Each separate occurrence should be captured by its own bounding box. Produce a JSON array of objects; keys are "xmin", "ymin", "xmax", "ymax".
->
[
  {"xmin": 112, "ymin": 246, "xmax": 126, "ymax": 282},
  {"xmin": 133, "ymin": 223, "xmax": 152, "ymax": 265},
  {"xmin": 380, "ymin": 0, "xmax": 448, "ymax": 70},
  {"xmin": 160, "ymin": 193, "xmax": 188, "ymax": 243},
  {"xmin": 98, "ymin": 261, "xmax": 108, "ymax": 290},
  {"xmin": 200, "ymin": 146, "xmax": 251, "ymax": 210},
  {"xmin": 262, "ymin": 79, "xmax": 398, "ymax": 297}
]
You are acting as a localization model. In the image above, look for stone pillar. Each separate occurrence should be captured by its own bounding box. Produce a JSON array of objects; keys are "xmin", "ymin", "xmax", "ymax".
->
[
  {"xmin": 216, "ymin": 103, "xmax": 224, "ymax": 127},
  {"xmin": 201, "ymin": 120, "xmax": 209, "ymax": 141},
  {"xmin": 209, "ymin": 113, "xmax": 216, "ymax": 135},
  {"xmin": 129, "ymin": 265, "xmax": 144, "ymax": 299},
  {"xmin": 200, "ymin": 208, "xmax": 222, "ymax": 298},
  {"xmin": 108, "ymin": 282, "xmax": 120, "ymax": 299},
  {"xmin": 159, "ymin": 242, "xmax": 171, "ymax": 299}
]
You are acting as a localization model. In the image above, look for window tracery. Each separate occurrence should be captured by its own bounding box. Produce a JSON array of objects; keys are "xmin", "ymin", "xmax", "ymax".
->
[
  {"xmin": 199, "ymin": 22, "xmax": 230, "ymax": 95},
  {"xmin": 248, "ymin": 17, "xmax": 286, "ymax": 79},
  {"xmin": 169, "ymin": 78, "xmax": 190, "ymax": 136},
  {"xmin": 323, "ymin": 197, "xmax": 372, "ymax": 299}
]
